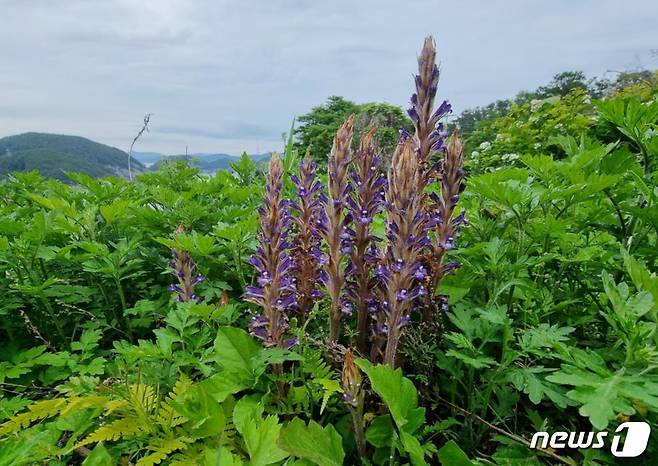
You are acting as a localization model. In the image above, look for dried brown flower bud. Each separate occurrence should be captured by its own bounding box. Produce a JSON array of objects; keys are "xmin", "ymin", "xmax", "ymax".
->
[{"xmin": 341, "ymin": 348, "xmax": 362, "ymax": 407}]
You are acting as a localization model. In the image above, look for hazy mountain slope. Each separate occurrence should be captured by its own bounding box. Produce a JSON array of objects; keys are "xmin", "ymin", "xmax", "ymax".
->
[{"xmin": 0, "ymin": 132, "xmax": 146, "ymax": 180}]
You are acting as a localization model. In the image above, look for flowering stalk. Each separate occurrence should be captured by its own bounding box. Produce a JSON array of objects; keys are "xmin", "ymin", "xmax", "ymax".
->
[
  {"xmin": 323, "ymin": 115, "xmax": 355, "ymax": 343},
  {"xmin": 289, "ymin": 157, "xmax": 327, "ymax": 323},
  {"xmin": 244, "ymin": 153, "xmax": 297, "ymax": 349},
  {"xmin": 341, "ymin": 348, "xmax": 366, "ymax": 459},
  {"xmin": 380, "ymin": 137, "xmax": 429, "ymax": 367},
  {"xmin": 407, "ymin": 36, "xmax": 465, "ymax": 321},
  {"xmin": 407, "ymin": 36, "xmax": 452, "ymax": 176},
  {"xmin": 426, "ymin": 133, "xmax": 466, "ymax": 314},
  {"xmin": 168, "ymin": 225, "xmax": 204, "ymax": 303},
  {"xmin": 346, "ymin": 127, "xmax": 386, "ymax": 355}
]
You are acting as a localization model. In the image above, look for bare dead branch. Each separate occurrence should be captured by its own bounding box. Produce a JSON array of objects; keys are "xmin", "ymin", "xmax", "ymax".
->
[{"xmin": 128, "ymin": 113, "xmax": 152, "ymax": 181}]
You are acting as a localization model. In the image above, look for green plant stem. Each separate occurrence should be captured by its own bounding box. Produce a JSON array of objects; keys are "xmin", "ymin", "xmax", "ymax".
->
[
  {"xmin": 349, "ymin": 401, "xmax": 366, "ymax": 461},
  {"xmin": 114, "ymin": 277, "xmax": 133, "ymax": 341}
]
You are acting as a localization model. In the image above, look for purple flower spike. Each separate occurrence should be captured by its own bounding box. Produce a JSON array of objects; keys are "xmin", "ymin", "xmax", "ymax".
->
[
  {"xmin": 341, "ymin": 128, "xmax": 388, "ymax": 354},
  {"xmin": 289, "ymin": 157, "xmax": 327, "ymax": 323},
  {"xmin": 380, "ymin": 137, "xmax": 431, "ymax": 368},
  {"xmin": 244, "ymin": 154, "xmax": 297, "ymax": 348},
  {"xmin": 405, "ymin": 37, "xmax": 466, "ymax": 323},
  {"xmin": 425, "ymin": 133, "xmax": 466, "ymax": 316},
  {"xmin": 323, "ymin": 116, "xmax": 355, "ymax": 343},
  {"xmin": 408, "ymin": 37, "xmax": 452, "ymax": 175},
  {"xmin": 168, "ymin": 225, "xmax": 205, "ymax": 303}
]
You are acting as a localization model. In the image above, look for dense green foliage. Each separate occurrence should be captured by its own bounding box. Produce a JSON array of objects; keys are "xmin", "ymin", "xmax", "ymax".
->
[
  {"xmin": 1, "ymin": 74, "xmax": 658, "ymax": 466},
  {"xmin": 0, "ymin": 133, "xmax": 146, "ymax": 181},
  {"xmin": 454, "ymin": 70, "xmax": 658, "ymax": 139},
  {"xmin": 294, "ymin": 96, "xmax": 413, "ymax": 163}
]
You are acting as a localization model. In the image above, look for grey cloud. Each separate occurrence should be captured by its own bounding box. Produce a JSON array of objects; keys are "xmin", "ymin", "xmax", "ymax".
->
[
  {"xmin": 154, "ymin": 121, "xmax": 280, "ymax": 140},
  {"xmin": 1, "ymin": 0, "xmax": 657, "ymax": 154}
]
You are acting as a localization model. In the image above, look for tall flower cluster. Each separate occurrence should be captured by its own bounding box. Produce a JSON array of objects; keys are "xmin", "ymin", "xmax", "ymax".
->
[
  {"xmin": 244, "ymin": 36, "xmax": 465, "ymax": 367},
  {"xmin": 323, "ymin": 115, "xmax": 355, "ymax": 343},
  {"xmin": 345, "ymin": 127, "xmax": 386, "ymax": 355},
  {"xmin": 168, "ymin": 225, "xmax": 204, "ymax": 303},
  {"xmin": 289, "ymin": 157, "xmax": 327, "ymax": 322},
  {"xmin": 244, "ymin": 154, "xmax": 297, "ymax": 349},
  {"xmin": 380, "ymin": 137, "xmax": 430, "ymax": 367},
  {"xmin": 428, "ymin": 133, "xmax": 466, "ymax": 297}
]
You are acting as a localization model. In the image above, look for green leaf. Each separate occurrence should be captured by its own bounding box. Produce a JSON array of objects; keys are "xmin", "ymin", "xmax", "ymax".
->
[
  {"xmin": 508, "ymin": 367, "xmax": 571, "ymax": 408},
  {"xmin": 202, "ymin": 372, "xmax": 251, "ymax": 403},
  {"xmin": 437, "ymin": 440, "xmax": 473, "ymax": 466},
  {"xmin": 400, "ymin": 431, "xmax": 428, "ymax": 466},
  {"xmin": 546, "ymin": 365, "xmax": 658, "ymax": 429},
  {"xmin": 278, "ymin": 418, "xmax": 345, "ymax": 466},
  {"xmin": 365, "ymin": 415, "xmax": 395, "ymax": 448},
  {"xmin": 202, "ymin": 446, "xmax": 244, "ymax": 466},
  {"xmin": 252, "ymin": 347, "xmax": 302, "ymax": 379},
  {"xmin": 356, "ymin": 359, "xmax": 424, "ymax": 431},
  {"xmin": 82, "ymin": 443, "xmax": 113, "ymax": 466},
  {"xmin": 243, "ymin": 415, "xmax": 289, "ymax": 466},
  {"xmin": 173, "ymin": 383, "xmax": 226, "ymax": 437},
  {"xmin": 313, "ymin": 378, "xmax": 341, "ymax": 414},
  {"xmin": 445, "ymin": 348, "xmax": 496, "ymax": 369},
  {"xmin": 214, "ymin": 326, "xmax": 260, "ymax": 382},
  {"xmin": 233, "ymin": 395, "xmax": 264, "ymax": 435}
]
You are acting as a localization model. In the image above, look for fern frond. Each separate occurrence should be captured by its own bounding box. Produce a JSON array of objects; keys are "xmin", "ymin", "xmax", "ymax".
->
[
  {"xmin": 0, "ymin": 398, "xmax": 66, "ymax": 436},
  {"xmin": 76, "ymin": 416, "xmax": 146, "ymax": 446},
  {"xmin": 136, "ymin": 436, "xmax": 194, "ymax": 466},
  {"xmin": 169, "ymin": 374, "xmax": 192, "ymax": 400},
  {"xmin": 105, "ymin": 399, "xmax": 130, "ymax": 415},
  {"xmin": 155, "ymin": 375, "xmax": 192, "ymax": 428},
  {"xmin": 130, "ymin": 384, "xmax": 158, "ymax": 414},
  {"xmin": 301, "ymin": 347, "xmax": 333, "ymax": 380},
  {"xmin": 59, "ymin": 396, "xmax": 109, "ymax": 417}
]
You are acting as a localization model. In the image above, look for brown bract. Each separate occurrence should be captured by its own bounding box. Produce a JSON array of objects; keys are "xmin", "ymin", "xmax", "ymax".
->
[{"xmin": 324, "ymin": 115, "xmax": 355, "ymax": 343}]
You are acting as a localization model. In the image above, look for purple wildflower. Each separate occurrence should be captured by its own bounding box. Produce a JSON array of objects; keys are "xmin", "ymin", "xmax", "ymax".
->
[
  {"xmin": 323, "ymin": 116, "xmax": 355, "ymax": 343},
  {"xmin": 380, "ymin": 136, "xmax": 430, "ymax": 367},
  {"xmin": 289, "ymin": 157, "xmax": 327, "ymax": 322},
  {"xmin": 244, "ymin": 153, "xmax": 297, "ymax": 348},
  {"xmin": 425, "ymin": 133, "xmax": 466, "ymax": 317},
  {"xmin": 345, "ymin": 127, "xmax": 386, "ymax": 354},
  {"xmin": 408, "ymin": 36, "xmax": 452, "ymax": 174},
  {"xmin": 169, "ymin": 225, "xmax": 204, "ymax": 303},
  {"xmin": 407, "ymin": 36, "xmax": 465, "ymax": 321}
]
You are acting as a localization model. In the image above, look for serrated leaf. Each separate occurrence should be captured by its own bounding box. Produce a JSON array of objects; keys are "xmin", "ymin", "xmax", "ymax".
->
[
  {"xmin": 313, "ymin": 378, "xmax": 341, "ymax": 414},
  {"xmin": 356, "ymin": 359, "xmax": 425, "ymax": 434},
  {"xmin": 243, "ymin": 415, "xmax": 289, "ymax": 466},
  {"xmin": 400, "ymin": 430, "xmax": 428, "ymax": 466},
  {"xmin": 233, "ymin": 394, "xmax": 264, "ymax": 435},
  {"xmin": 365, "ymin": 415, "xmax": 394, "ymax": 448},
  {"xmin": 278, "ymin": 418, "xmax": 345, "ymax": 466}
]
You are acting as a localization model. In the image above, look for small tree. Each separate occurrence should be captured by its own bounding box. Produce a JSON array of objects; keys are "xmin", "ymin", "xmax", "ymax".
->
[{"xmin": 295, "ymin": 96, "xmax": 412, "ymax": 164}]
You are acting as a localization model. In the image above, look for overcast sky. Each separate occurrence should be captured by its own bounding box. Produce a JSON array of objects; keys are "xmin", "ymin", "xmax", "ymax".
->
[{"xmin": 1, "ymin": 0, "xmax": 657, "ymax": 155}]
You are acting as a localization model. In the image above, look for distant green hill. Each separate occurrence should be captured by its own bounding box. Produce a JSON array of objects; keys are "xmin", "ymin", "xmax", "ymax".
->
[{"xmin": 0, "ymin": 132, "xmax": 146, "ymax": 181}]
